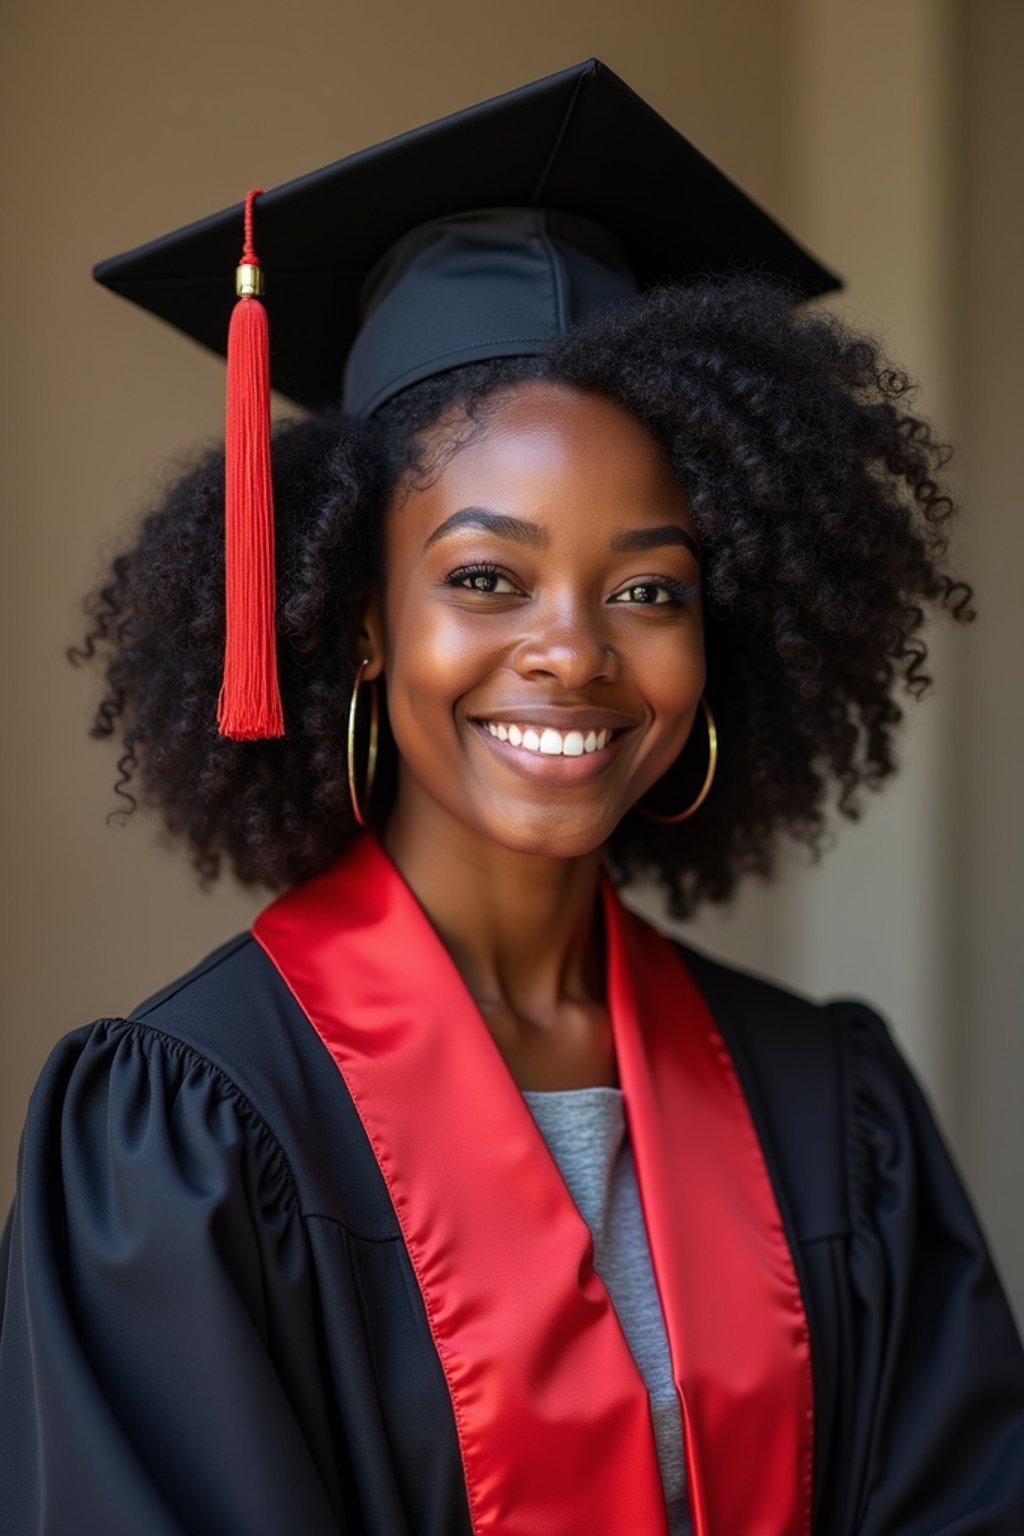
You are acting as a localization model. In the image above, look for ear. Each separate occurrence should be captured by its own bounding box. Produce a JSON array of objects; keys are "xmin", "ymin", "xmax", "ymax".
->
[{"xmin": 355, "ymin": 589, "xmax": 386, "ymax": 683}]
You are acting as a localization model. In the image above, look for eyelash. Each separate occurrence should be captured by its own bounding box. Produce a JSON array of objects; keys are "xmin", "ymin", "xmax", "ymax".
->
[
  {"xmin": 445, "ymin": 563, "xmax": 520, "ymax": 596},
  {"xmin": 444, "ymin": 563, "xmax": 698, "ymax": 607}
]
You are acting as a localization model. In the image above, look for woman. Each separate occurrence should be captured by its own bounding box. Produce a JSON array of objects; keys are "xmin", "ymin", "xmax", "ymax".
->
[{"xmin": 2, "ymin": 60, "xmax": 1022, "ymax": 1536}]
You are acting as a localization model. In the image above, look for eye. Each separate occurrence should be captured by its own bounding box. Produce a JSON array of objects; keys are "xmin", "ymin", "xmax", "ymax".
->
[
  {"xmin": 445, "ymin": 563, "xmax": 522, "ymax": 596},
  {"xmin": 610, "ymin": 579, "xmax": 699, "ymax": 606}
]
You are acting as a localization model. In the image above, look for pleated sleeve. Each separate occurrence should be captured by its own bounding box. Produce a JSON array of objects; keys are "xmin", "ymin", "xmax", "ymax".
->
[
  {"xmin": 0, "ymin": 1017, "xmax": 345, "ymax": 1536},
  {"xmin": 842, "ymin": 1003, "xmax": 1024, "ymax": 1534}
]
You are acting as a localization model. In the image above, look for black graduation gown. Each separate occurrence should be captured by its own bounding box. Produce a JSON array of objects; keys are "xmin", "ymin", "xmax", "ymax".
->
[{"xmin": 2, "ymin": 919, "xmax": 1023, "ymax": 1534}]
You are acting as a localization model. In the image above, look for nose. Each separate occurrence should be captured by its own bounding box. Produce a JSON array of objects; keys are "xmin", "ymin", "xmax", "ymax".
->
[{"xmin": 512, "ymin": 592, "xmax": 619, "ymax": 689}]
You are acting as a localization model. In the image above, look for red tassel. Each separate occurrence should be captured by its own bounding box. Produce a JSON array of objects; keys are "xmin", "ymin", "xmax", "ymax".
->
[{"xmin": 217, "ymin": 188, "xmax": 285, "ymax": 740}]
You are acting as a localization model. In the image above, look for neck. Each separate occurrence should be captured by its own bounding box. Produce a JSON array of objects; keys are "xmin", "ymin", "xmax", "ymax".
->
[{"xmin": 380, "ymin": 798, "xmax": 605, "ymax": 1019}]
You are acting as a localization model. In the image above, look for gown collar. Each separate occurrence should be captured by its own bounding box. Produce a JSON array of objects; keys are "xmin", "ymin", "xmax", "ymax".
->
[{"xmin": 253, "ymin": 831, "xmax": 813, "ymax": 1536}]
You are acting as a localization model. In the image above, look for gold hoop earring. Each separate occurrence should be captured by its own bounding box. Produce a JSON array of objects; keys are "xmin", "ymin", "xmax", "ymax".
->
[
  {"xmin": 347, "ymin": 659, "xmax": 379, "ymax": 827},
  {"xmin": 637, "ymin": 696, "xmax": 718, "ymax": 824}
]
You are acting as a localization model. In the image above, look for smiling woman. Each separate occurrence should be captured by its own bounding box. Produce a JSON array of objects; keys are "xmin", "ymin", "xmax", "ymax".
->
[{"xmin": 3, "ymin": 58, "xmax": 1023, "ymax": 1536}]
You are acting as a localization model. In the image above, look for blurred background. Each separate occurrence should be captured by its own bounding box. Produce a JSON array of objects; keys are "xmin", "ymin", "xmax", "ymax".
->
[{"xmin": 1, "ymin": 0, "xmax": 1021, "ymax": 1322}]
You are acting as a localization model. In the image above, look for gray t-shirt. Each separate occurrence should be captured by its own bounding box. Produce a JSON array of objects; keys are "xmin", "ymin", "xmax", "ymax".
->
[{"xmin": 521, "ymin": 1085, "xmax": 692, "ymax": 1536}]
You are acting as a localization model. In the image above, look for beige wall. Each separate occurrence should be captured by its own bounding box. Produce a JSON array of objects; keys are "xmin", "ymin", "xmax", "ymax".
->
[
  {"xmin": 2, "ymin": 1, "xmax": 1021, "ymax": 1319},
  {"xmin": 945, "ymin": 0, "xmax": 1024, "ymax": 1320}
]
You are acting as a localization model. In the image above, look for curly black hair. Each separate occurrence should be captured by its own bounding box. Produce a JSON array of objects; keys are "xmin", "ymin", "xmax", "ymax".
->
[{"xmin": 68, "ymin": 275, "xmax": 974, "ymax": 918}]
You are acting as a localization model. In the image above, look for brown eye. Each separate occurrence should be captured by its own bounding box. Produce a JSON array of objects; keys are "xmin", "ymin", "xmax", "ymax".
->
[
  {"xmin": 610, "ymin": 579, "xmax": 697, "ymax": 606},
  {"xmin": 446, "ymin": 564, "xmax": 520, "ymax": 595}
]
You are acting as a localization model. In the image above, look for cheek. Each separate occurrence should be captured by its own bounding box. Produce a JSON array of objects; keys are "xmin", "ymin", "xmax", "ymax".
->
[
  {"xmin": 625, "ymin": 616, "xmax": 705, "ymax": 784},
  {"xmin": 383, "ymin": 599, "xmax": 500, "ymax": 733},
  {"xmin": 633, "ymin": 615, "xmax": 705, "ymax": 714}
]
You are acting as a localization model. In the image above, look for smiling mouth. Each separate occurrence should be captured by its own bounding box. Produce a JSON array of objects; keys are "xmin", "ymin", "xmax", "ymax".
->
[{"xmin": 479, "ymin": 720, "xmax": 618, "ymax": 757}]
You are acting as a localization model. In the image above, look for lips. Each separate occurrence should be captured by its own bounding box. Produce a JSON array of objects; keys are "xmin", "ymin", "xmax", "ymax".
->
[{"xmin": 467, "ymin": 705, "xmax": 640, "ymax": 783}]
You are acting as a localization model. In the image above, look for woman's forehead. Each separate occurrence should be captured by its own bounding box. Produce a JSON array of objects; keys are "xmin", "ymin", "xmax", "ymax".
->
[{"xmin": 392, "ymin": 382, "xmax": 694, "ymax": 534}]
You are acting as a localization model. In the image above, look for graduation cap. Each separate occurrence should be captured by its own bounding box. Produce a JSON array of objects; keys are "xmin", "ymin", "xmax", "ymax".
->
[{"xmin": 93, "ymin": 57, "xmax": 841, "ymax": 741}]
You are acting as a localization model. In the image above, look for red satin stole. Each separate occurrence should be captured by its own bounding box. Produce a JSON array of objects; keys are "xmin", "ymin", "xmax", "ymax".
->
[{"xmin": 252, "ymin": 833, "xmax": 813, "ymax": 1536}]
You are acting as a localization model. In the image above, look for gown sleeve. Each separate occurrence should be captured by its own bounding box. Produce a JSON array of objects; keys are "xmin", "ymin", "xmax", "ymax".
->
[
  {"xmin": 841, "ymin": 1002, "xmax": 1024, "ymax": 1534},
  {"xmin": 0, "ymin": 1016, "xmax": 345, "ymax": 1536}
]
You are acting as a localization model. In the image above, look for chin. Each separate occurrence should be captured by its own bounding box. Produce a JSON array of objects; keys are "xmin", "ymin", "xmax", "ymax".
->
[{"xmin": 477, "ymin": 807, "xmax": 617, "ymax": 862}]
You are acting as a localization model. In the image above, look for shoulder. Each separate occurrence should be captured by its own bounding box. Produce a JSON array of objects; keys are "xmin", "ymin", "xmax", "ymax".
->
[
  {"xmin": 124, "ymin": 929, "xmax": 327, "ymax": 1132},
  {"xmin": 133, "ymin": 930, "xmax": 393, "ymax": 1232},
  {"xmin": 24, "ymin": 929, "xmax": 395, "ymax": 1237},
  {"xmin": 129, "ymin": 928, "xmax": 278, "ymax": 1032},
  {"xmin": 131, "ymin": 928, "xmax": 397, "ymax": 1234},
  {"xmin": 665, "ymin": 930, "xmax": 901, "ymax": 1243},
  {"xmin": 22, "ymin": 929, "xmax": 297, "ymax": 1165},
  {"xmin": 15, "ymin": 1005, "xmax": 301, "ymax": 1264}
]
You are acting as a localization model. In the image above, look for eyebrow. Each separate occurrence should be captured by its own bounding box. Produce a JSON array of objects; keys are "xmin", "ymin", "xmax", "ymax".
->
[
  {"xmin": 423, "ymin": 506, "xmax": 699, "ymax": 560},
  {"xmin": 609, "ymin": 524, "xmax": 700, "ymax": 559},
  {"xmin": 423, "ymin": 508, "xmax": 548, "ymax": 551}
]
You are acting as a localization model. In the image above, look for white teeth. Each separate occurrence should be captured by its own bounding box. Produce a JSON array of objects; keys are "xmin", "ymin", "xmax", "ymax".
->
[{"xmin": 482, "ymin": 721, "xmax": 616, "ymax": 756}]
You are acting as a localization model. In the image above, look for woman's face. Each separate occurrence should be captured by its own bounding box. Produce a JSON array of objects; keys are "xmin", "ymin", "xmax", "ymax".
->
[{"xmin": 363, "ymin": 380, "xmax": 705, "ymax": 860}]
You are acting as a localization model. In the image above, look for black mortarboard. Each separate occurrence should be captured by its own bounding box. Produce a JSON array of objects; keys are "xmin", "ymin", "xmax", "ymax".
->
[{"xmin": 92, "ymin": 58, "xmax": 841, "ymax": 739}]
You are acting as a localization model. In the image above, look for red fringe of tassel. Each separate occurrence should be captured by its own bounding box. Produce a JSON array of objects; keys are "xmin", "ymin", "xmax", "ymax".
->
[{"xmin": 217, "ymin": 188, "xmax": 285, "ymax": 740}]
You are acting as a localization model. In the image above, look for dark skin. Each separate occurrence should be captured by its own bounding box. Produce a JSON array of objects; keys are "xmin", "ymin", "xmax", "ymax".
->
[{"xmin": 360, "ymin": 381, "xmax": 705, "ymax": 1090}]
